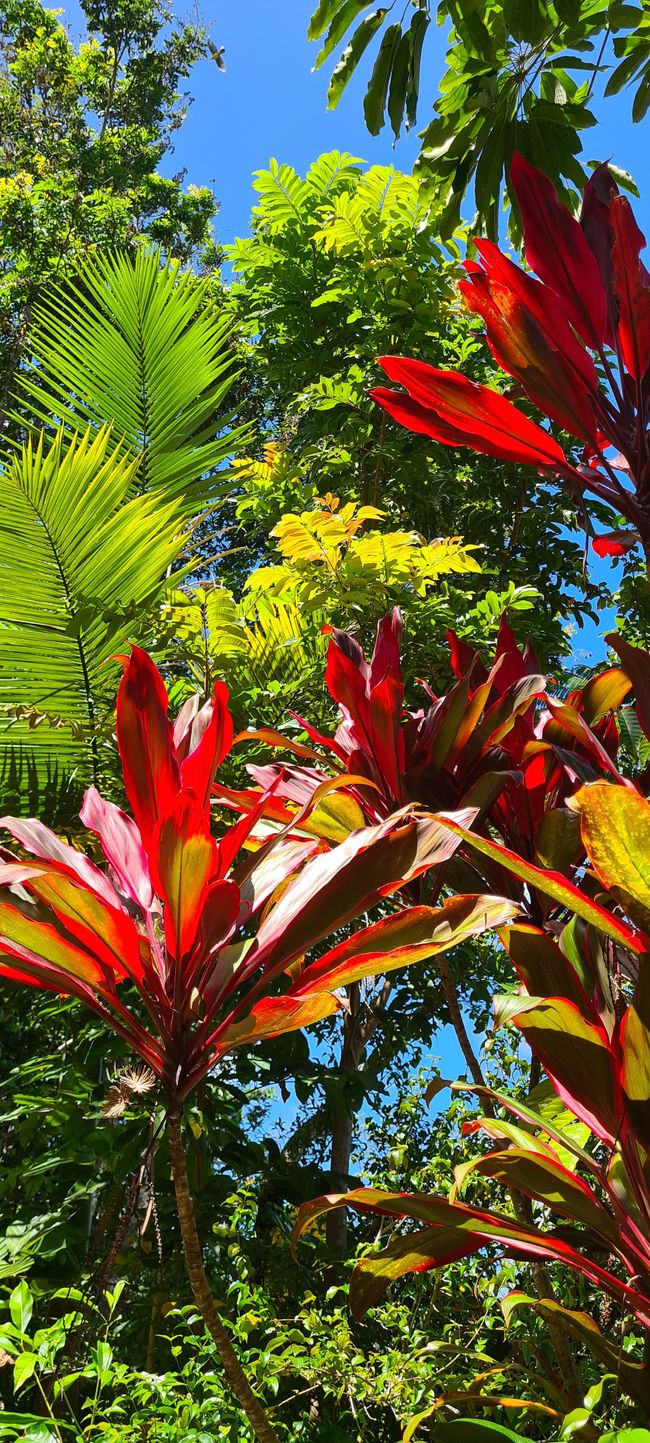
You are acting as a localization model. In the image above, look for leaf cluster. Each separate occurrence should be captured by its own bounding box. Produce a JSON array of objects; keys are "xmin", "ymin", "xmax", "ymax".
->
[
  {"xmin": 0, "ymin": 0, "xmax": 219, "ymax": 395},
  {"xmin": 307, "ymin": 0, "xmax": 645, "ymax": 236}
]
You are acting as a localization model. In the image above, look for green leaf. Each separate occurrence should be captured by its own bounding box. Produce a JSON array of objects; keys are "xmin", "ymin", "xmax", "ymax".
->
[
  {"xmin": 363, "ymin": 23, "xmax": 401, "ymax": 135},
  {"xmin": 632, "ymin": 73, "xmax": 650, "ymax": 121},
  {"xmin": 473, "ymin": 111, "xmax": 507, "ymax": 238},
  {"xmin": 432, "ymin": 1424, "xmax": 524, "ymax": 1442},
  {"xmin": 604, "ymin": 162, "xmax": 640, "ymax": 195},
  {"xmin": 9, "ymin": 1281, "xmax": 33, "ymax": 1333},
  {"xmin": 553, "ymin": 0, "xmax": 583, "ymax": 23},
  {"xmin": 608, "ymin": 3, "xmax": 645, "ymax": 25},
  {"xmin": 387, "ymin": 28, "xmax": 412, "ymax": 140},
  {"xmin": 0, "ymin": 427, "xmax": 188, "ymax": 809},
  {"xmin": 587, "ymin": 1423, "xmax": 650, "ymax": 1440},
  {"xmin": 503, "ymin": 0, "xmax": 550, "ymax": 44},
  {"xmin": 605, "ymin": 48, "xmax": 648, "ymax": 95},
  {"xmin": 313, "ymin": 1, "xmax": 371, "ymax": 71},
  {"xmin": 406, "ymin": 10, "xmax": 429, "ymax": 129},
  {"xmin": 308, "ymin": 0, "xmax": 349, "ymax": 41},
  {"xmin": 13, "ymin": 1352, "xmax": 38, "ymax": 1390},
  {"xmin": 445, "ymin": 0, "xmax": 492, "ymax": 52},
  {"xmin": 16, "ymin": 250, "xmax": 243, "ymax": 511},
  {"xmin": 327, "ymin": 10, "xmax": 387, "ymax": 108}
]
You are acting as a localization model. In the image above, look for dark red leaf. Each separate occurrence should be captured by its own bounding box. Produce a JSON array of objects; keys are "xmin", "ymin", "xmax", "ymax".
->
[
  {"xmin": 511, "ymin": 152, "xmax": 607, "ymax": 349},
  {"xmin": 116, "ymin": 647, "xmax": 179, "ymax": 849},
  {"xmin": 592, "ymin": 529, "xmax": 640, "ymax": 558}
]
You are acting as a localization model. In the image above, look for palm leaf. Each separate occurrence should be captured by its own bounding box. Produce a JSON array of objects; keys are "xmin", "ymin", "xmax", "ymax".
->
[
  {"xmin": 0, "ymin": 426, "xmax": 189, "ymax": 813},
  {"xmin": 15, "ymin": 249, "xmax": 246, "ymax": 510}
]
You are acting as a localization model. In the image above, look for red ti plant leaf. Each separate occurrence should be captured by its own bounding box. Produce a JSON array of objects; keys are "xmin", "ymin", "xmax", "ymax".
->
[
  {"xmin": 431, "ymin": 813, "xmax": 645, "ymax": 953},
  {"xmin": 175, "ymin": 682, "xmax": 234, "ymax": 813},
  {"xmin": 452, "ymin": 1145, "xmax": 619, "ymax": 1243},
  {"xmin": 580, "ymin": 162, "xmax": 620, "ymax": 346},
  {"xmin": 575, "ymin": 782, "xmax": 650, "ymax": 934},
  {"xmin": 79, "ymin": 787, "xmax": 153, "ymax": 911},
  {"xmin": 227, "ymin": 609, "xmax": 637, "ymax": 912},
  {"xmin": 499, "ymin": 922, "xmax": 596, "ymax": 1019},
  {"xmin": 371, "ymin": 359, "xmax": 570, "ymax": 470},
  {"xmin": 620, "ymin": 952, "xmax": 650, "ymax": 1154},
  {"xmin": 0, "ymin": 648, "xmax": 511, "ymax": 1105},
  {"xmin": 0, "ymin": 813, "xmax": 128, "ymax": 910},
  {"xmin": 372, "ymin": 160, "xmax": 650, "ymax": 560},
  {"xmin": 510, "ymin": 151, "xmax": 608, "ymax": 350},
  {"xmin": 610, "ymin": 195, "xmax": 650, "ymax": 383},
  {"xmin": 1, "ymin": 648, "xmax": 530, "ymax": 1443},
  {"xmin": 501, "ymin": 1292, "xmax": 650, "ymax": 1413},
  {"xmin": 502, "ymin": 996, "xmax": 621, "ymax": 1145},
  {"xmin": 291, "ymin": 895, "xmax": 519, "ymax": 995},
  {"xmin": 292, "ymin": 1187, "xmax": 650, "ymax": 1325},
  {"xmin": 592, "ymin": 529, "xmax": 640, "ymax": 558},
  {"xmin": 607, "ymin": 631, "xmax": 650, "ymax": 743},
  {"xmin": 115, "ymin": 645, "xmax": 180, "ymax": 849},
  {"xmin": 459, "ymin": 241, "xmax": 602, "ymax": 444},
  {"xmin": 149, "ymin": 792, "xmax": 220, "ymax": 965}
]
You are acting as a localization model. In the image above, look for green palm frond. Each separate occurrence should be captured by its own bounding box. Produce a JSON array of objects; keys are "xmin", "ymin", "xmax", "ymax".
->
[
  {"xmin": 0, "ymin": 426, "xmax": 190, "ymax": 813},
  {"xmin": 15, "ymin": 249, "xmax": 245, "ymax": 510}
]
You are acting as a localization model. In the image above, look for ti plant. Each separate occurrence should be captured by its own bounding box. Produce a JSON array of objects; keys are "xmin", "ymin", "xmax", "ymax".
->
[
  {"xmin": 294, "ymin": 682, "xmax": 650, "ymax": 1425},
  {"xmin": 225, "ymin": 607, "xmax": 633, "ymax": 894},
  {"xmin": 0, "ymin": 647, "xmax": 516, "ymax": 1443},
  {"xmin": 372, "ymin": 155, "xmax": 650, "ymax": 564}
]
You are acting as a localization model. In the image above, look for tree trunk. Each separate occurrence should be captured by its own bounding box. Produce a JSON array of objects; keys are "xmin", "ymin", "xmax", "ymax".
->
[
  {"xmin": 326, "ymin": 985, "xmax": 365, "ymax": 1253},
  {"xmin": 435, "ymin": 952, "xmax": 488, "ymax": 1092},
  {"xmin": 166, "ymin": 1106, "xmax": 281, "ymax": 1443}
]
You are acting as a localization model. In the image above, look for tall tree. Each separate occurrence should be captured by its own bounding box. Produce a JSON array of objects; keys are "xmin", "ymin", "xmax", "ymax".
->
[
  {"xmin": 0, "ymin": 0, "xmax": 219, "ymax": 404},
  {"xmin": 226, "ymin": 152, "xmax": 604, "ymax": 670}
]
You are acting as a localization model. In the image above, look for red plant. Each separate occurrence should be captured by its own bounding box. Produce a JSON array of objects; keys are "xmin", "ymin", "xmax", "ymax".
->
[
  {"xmin": 372, "ymin": 155, "xmax": 650, "ymax": 560},
  {"xmin": 293, "ymin": 780, "xmax": 650, "ymax": 1417},
  {"xmin": 0, "ymin": 646, "xmax": 516, "ymax": 1443},
  {"xmin": 223, "ymin": 609, "xmax": 634, "ymax": 916}
]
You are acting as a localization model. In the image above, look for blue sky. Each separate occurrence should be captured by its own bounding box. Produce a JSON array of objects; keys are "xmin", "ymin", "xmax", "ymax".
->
[
  {"xmin": 64, "ymin": 0, "xmax": 649, "ymax": 245},
  {"xmin": 177, "ymin": 4, "xmax": 648, "ymax": 244}
]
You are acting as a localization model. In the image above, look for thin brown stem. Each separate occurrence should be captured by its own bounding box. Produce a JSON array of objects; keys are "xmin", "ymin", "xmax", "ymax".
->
[
  {"xmin": 436, "ymin": 958, "xmax": 580, "ymax": 1403},
  {"xmin": 435, "ymin": 953, "xmax": 490, "ymax": 1096},
  {"xmin": 166, "ymin": 1106, "xmax": 281, "ymax": 1443},
  {"xmin": 510, "ymin": 1190, "xmax": 582, "ymax": 1407}
]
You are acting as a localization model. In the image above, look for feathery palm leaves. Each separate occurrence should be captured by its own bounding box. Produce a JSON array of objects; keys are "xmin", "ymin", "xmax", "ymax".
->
[
  {"xmin": 0, "ymin": 427, "xmax": 189, "ymax": 812},
  {"xmin": 15, "ymin": 249, "xmax": 245, "ymax": 509}
]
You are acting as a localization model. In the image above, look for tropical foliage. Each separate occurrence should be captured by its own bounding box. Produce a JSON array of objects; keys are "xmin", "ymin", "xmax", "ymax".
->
[
  {"xmin": 3, "ymin": 7, "xmax": 650, "ymax": 1440},
  {"xmin": 306, "ymin": 0, "xmax": 646, "ymax": 235},
  {"xmin": 0, "ymin": 248, "xmax": 241, "ymax": 807},
  {"xmin": 374, "ymin": 152, "xmax": 650, "ymax": 564},
  {"xmin": 0, "ymin": 0, "xmax": 218, "ymax": 399},
  {"xmin": 226, "ymin": 152, "xmax": 597, "ymax": 668}
]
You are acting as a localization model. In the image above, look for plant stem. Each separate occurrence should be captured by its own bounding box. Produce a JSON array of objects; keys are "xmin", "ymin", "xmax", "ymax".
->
[
  {"xmin": 166, "ymin": 1105, "xmax": 281, "ymax": 1443},
  {"xmin": 435, "ymin": 952, "xmax": 489, "ymax": 1094}
]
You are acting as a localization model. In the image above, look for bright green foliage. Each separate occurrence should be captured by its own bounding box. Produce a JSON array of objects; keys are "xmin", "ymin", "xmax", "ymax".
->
[
  {"xmin": 307, "ymin": 1, "xmax": 645, "ymax": 236},
  {"xmin": 0, "ymin": 426, "xmax": 189, "ymax": 808},
  {"xmin": 0, "ymin": 0, "xmax": 217, "ymax": 397},
  {"xmin": 161, "ymin": 471, "xmax": 537, "ymax": 717},
  {"xmin": 16, "ymin": 248, "xmax": 244, "ymax": 509},
  {"xmin": 0, "ymin": 247, "xmax": 242, "ymax": 808},
  {"xmin": 255, "ymin": 492, "xmax": 481, "ymax": 603},
  {"xmin": 227, "ymin": 153, "xmax": 601, "ymax": 667}
]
